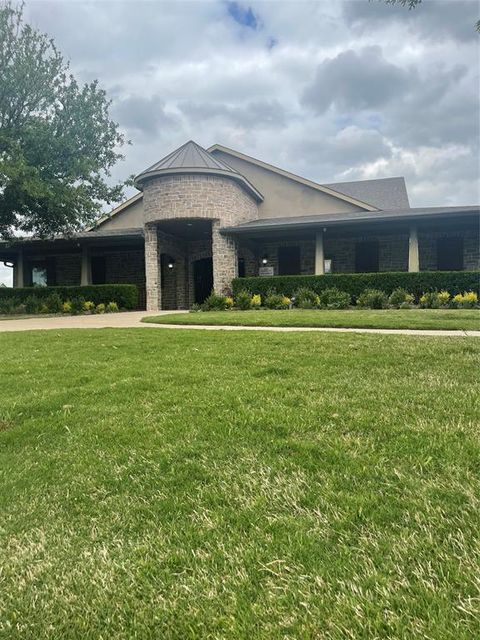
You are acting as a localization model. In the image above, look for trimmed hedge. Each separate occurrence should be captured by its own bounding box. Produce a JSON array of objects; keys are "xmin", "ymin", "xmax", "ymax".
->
[
  {"xmin": 232, "ymin": 271, "xmax": 480, "ymax": 301},
  {"xmin": 0, "ymin": 284, "xmax": 139, "ymax": 309}
]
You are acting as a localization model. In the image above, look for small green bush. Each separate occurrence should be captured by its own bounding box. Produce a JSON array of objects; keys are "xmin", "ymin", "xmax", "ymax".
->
[
  {"xmin": 251, "ymin": 294, "xmax": 261, "ymax": 309},
  {"xmin": 293, "ymin": 287, "xmax": 320, "ymax": 309},
  {"xmin": 0, "ymin": 297, "xmax": 18, "ymax": 314},
  {"xmin": 235, "ymin": 289, "xmax": 252, "ymax": 310},
  {"xmin": 0, "ymin": 284, "xmax": 138, "ymax": 309},
  {"xmin": 202, "ymin": 292, "xmax": 229, "ymax": 311},
  {"xmin": 45, "ymin": 293, "xmax": 63, "ymax": 313},
  {"xmin": 319, "ymin": 287, "xmax": 351, "ymax": 309},
  {"xmin": 106, "ymin": 301, "xmax": 119, "ymax": 313},
  {"xmin": 24, "ymin": 295, "xmax": 41, "ymax": 314},
  {"xmin": 190, "ymin": 303, "xmax": 202, "ymax": 312},
  {"xmin": 388, "ymin": 288, "xmax": 411, "ymax": 308},
  {"xmin": 264, "ymin": 293, "xmax": 291, "ymax": 310},
  {"xmin": 357, "ymin": 289, "xmax": 389, "ymax": 309},
  {"xmin": 70, "ymin": 297, "xmax": 85, "ymax": 315},
  {"xmin": 96, "ymin": 303, "xmax": 106, "ymax": 314},
  {"xmin": 62, "ymin": 300, "xmax": 72, "ymax": 313},
  {"xmin": 419, "ymin": 291, "xmax": 441, "ymax": 309},
  {"xmin": 83, "ymin": 300, "xmax": 96, "ymax": 313}
]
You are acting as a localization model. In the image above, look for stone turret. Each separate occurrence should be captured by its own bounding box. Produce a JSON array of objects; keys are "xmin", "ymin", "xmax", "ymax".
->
[{"xmin": 134, "ymin": 141, "xmax": 262, "ymax": 310}]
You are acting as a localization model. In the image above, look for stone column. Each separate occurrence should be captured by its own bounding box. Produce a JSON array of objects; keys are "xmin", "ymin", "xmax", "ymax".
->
[
  {"xmin": 80, "ymin": 245, "xmax": 91, "ymax": 285},
  {"xmin": 145, "ymin": 224, "xmax": 161, "ymax": 311},
  {"xmin": 408, "ymin": 225, "xmax": 419, "ymax": 272},
  {"xmin": 315, "ymin": 230, "xmax": 325, "ymax": 275},
  {"xmin": 212, "ymin": 220, "xmax": 237, "ymax": 296},
  {"xmin": 14, "ymin": 249, "xmax": 24, "ymax": 288}
]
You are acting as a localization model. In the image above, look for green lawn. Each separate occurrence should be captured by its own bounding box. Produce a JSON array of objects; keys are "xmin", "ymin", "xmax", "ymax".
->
[
  {"xmin": 1, "ymin": 329, "xmax": 479, "ymax": 639},
  {"xmin": 143, "ymin": 308, "xmax": 480, "ymax": 331}
]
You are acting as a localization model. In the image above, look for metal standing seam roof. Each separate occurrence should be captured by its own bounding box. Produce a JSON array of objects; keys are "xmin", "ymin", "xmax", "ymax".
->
[{"xmin": 134, "ymin": 140, "xmax": 263, "ymax": 201}]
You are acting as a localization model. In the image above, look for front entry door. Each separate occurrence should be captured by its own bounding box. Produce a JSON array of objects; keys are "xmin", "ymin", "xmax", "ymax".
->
[{"xmin": 193, "ymin": 258, "xmax": 213, "ymax": 304}]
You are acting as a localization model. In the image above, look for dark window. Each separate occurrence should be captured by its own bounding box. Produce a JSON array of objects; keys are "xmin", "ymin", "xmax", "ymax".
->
[
  {"xmin": 91, "ymin": 256, "xmax": 106, "ymax": 284},
  {"xmin": 193, "ymin": 257, "xmax": 213, "ymax": 304},
  {"xmin": 437, "ymin": 237, "xmax": 463, "ymax": 271},
  {"xmin": 238, "ymin": 257, "xmax": 246, "ymax": 278},
  {"xmin": 355, "ymin": 240, "xmax": 379, "ymax": 273},
  {"xmin": 278, "ymin": 246, "xmax": 301, "ymax": 275}
]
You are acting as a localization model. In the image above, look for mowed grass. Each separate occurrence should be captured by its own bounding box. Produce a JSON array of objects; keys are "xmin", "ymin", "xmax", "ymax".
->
[
  {"xmin": 0, "ymin": 329, "xmax": 479, "ymax": 640},
  {"xmin": 143, "ymin": 308, "xmax": 480, "ymax": 331}
]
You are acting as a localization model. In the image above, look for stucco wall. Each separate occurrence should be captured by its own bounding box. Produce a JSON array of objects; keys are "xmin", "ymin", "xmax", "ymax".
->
[
  {"xmin": 95, "ymin": 198, "xmax": 144, "ymax": 231},
  {"xmin": 211, "ymin": 150, "xmax": 367, "ymax": 219}
]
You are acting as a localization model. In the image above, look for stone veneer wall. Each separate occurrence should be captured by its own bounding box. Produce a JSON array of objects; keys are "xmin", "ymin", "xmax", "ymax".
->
[
  {"xmin": 419, "ymin": 227, "xmax": 479, "ymax": 271},
  {"xmin": 142, "ymin": 174, "xmax": 258, "ymax": 309},
  {"xmin": 239, "ymin": 233, "xmax": 409, "ymax": 276}
]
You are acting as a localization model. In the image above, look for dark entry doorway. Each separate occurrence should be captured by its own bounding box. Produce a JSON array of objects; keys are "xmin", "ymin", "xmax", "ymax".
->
[
  {"xmin": 355, "ymin": 240, "xmax": 379, "ymax": 273},
  {"xmin": 193, "ymin": 257, "xmax": 213, "ymax": 304}
]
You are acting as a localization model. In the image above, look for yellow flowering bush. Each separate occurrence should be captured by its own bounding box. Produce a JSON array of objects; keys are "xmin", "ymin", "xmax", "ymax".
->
[
  {"xmin": 437, "ymin": 290, "xmax": 450, "ymax": 306},
  {"xmin": 62, "ymin": 300, "xmax": 72, "ymax": 313},
  {"xmin": 453, "ymin": 291, "xmax": 478, "ymax": 309},
  {"xmin": 225, "ymin": 296, "xmax": 234, "ymax": 309},
  {"xmin": 251, "ymin": 294, "xmax": 261, "ymax": 309}
]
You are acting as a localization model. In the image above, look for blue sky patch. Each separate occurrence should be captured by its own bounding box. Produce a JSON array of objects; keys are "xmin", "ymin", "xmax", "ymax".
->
[{"xmin": 226, "ymin": 2, "xmax": 260, "ymax": 30}]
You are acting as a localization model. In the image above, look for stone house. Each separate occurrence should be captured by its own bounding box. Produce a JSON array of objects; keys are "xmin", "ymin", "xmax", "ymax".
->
[{"xmin": 1, "ymin": 140, "xmax": 478, "ymax": 310}]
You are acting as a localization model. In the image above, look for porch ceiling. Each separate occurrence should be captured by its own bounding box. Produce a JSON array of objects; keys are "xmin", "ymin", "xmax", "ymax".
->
[{"xmin": 155, "ymin": 218, "xmax": 212, "ymax": 241}]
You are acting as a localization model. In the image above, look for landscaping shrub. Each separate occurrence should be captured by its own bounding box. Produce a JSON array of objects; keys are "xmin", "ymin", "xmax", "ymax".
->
[
  {"xmin": 235, "ymin": 289, "xmax": 252, "ymax": 310},
  {"xmin": 45, "ymin": 293, "xmax": 63, "ymax": 313},
  {"xmin": 452, "ymin": 291, "xmax": 478, "ymax": 309},
  {"xmin": 106, "ymin": 301, "xmax": 119, "ymax": 313},
  {"xmin": 420, "ymin": 291, "xmax": 441, "ymax": 309},
  {"xmin": 293, "ymin": 287, "xmax": 320, "ymax": 309},
  {"xmin": 438, "ymin": 290, "xmax": 451, "ymax": 307},
  {"xmin": 202, "ymin": 292, "xmax": 229, "ymax": 311},
  {"xmin": 251, "ymin": 294, "xmax": 261, "ymax": 309},
  {"xmin": 24, "ymin": 295, "xmax": 41, "ymax": 314},
  {"xmin": 388, "ymin": 288, "xmax": 413, "ymax": 308},
  {"xmin": 264, "ymin": 293, "xmax": 291, "ymax": 310},
  {"xmin": 0, "ymin": 284, "xmax": 138, "ymax": 309},
  {"xmin": 319, "ymin": 287, "xmax": 351, "ymax": 309},
  {"xmin": 83, "ymin": 300, "xmax": 96, "ymax": 313},
  {"xmin": 357, "ymin": 289, "xmax": 389, "ymax": 309},
  {"xmin": 70, "ymin": 297, "xmax": 85, "ymax": 315},
  {"xmin": 96, "ymin": 303, "xmax": 106, "ymax": 314},
  {"xmin": 225, "ymin": 297, "xmax": 234, "ymax": 309},
  {"xmin": 62, "ymin": 301, "xmax": 72, "ymax": 313},
  {"xmin": 233, "ymin": 271, "xmax": 480, "ymax": 301},
  {"xmin": 190, "ymin": 303, "xmax": 202, "ymax": 312},
  {"xmin": 0, "ymin": 297, "xmax": 18, "ymax": 314}
]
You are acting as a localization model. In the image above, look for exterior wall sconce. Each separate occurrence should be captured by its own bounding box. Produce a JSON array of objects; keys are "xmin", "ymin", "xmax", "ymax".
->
[
  {"xmin": 167, "ymin": 258, "xmax": 175, "ymax": 269},
  {"xmin": 261, "ymin": 255, "xmax": 268, "ymax": 265}
]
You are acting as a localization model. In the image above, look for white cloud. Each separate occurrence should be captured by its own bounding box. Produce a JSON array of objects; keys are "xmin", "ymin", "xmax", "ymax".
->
[{"xmin": 21, "ymin": 0, "xmax": 479, "ymax": 209}]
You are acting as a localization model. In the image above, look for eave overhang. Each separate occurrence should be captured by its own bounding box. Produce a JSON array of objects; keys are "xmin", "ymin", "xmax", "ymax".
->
[{"xmin": 134, "ymin": 167, "xmax": 264, "ymax": 203}]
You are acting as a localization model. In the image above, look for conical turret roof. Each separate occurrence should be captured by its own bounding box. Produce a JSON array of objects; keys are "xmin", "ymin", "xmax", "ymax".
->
[{"xmin": 134, "ymin": 140, "xmax": 262, "ymax": 201}]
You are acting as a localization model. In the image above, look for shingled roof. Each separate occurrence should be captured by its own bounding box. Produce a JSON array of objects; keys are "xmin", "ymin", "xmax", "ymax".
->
[{"xmin": 324, "ymin": 177, "xmax": 410, "ymax": 210}]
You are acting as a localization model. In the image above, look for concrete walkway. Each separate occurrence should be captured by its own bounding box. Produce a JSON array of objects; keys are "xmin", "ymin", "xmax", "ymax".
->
[{"xmin": 0, "ymin": 311, "xmax": 478, "ymax": 336}]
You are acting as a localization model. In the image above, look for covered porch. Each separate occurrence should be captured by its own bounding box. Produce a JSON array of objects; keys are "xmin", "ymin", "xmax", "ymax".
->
[
  {"xmin": 229, "ymin": 209, "xmax": 479, "ymax": 279},
  {"xmin": 0, "ymin": 229, "xmax": 147, "ymax": 308}
]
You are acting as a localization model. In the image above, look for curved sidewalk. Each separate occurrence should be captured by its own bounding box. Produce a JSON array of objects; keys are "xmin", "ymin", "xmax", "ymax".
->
[{"xmin": 0, "ymin": 311, "xmax": 478, "ymax": 336}]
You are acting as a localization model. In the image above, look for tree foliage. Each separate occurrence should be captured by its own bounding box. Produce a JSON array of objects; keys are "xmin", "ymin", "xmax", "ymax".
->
[
  {"xmin": 381, "ymin": 0, "xmax": 480, "ymax": 32},
  {"xmin": 0, "ymin": 2, "xmax": 127, "ymax": 238}
]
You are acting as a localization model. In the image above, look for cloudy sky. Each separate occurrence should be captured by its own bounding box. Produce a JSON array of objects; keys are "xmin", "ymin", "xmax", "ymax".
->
[{"xmin": 1, "ymin": 0, "xmax": 479, "ymax": 285}]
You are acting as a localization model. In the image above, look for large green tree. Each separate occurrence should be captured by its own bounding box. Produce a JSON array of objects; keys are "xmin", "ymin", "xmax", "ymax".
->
[{"xmin": 0, "ymin": 2, "xmax": 127, "ymax": 239}]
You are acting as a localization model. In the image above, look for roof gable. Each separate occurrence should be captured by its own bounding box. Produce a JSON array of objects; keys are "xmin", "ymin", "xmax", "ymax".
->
[{"xmin": 208, "ymin": 144, "xmax": 378, "ymax": 212}]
